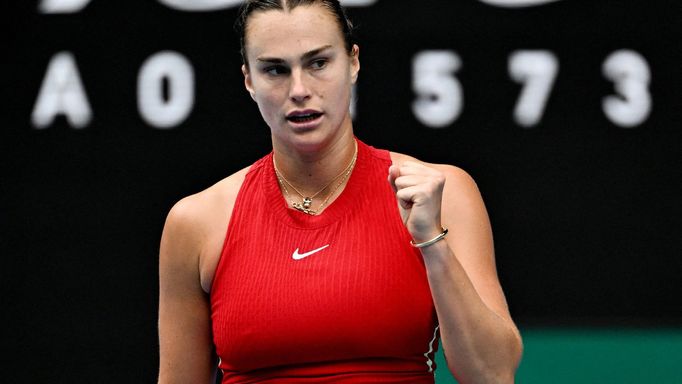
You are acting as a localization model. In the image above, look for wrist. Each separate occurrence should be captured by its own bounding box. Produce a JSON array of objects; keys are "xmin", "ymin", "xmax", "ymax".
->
[{"xmin": 410, "ymin": 227, "xmax": 448, "ymax": 248}]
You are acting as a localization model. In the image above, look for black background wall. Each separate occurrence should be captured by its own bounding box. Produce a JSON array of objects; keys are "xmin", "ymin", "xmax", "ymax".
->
[{"xmin": 3, "ymin": 0, "xmax": 681, "ymax": 382}]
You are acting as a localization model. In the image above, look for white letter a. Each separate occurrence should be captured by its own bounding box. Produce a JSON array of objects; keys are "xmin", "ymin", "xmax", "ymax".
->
[{"xmin": 31, "ymin": 52, "xmax": 93, "ymax": 129}]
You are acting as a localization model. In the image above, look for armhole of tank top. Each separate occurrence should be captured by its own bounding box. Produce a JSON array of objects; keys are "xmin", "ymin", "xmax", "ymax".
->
[
  {"xmin": 366, "ymin": 143, "xmax": 392, "ymax": 164},
  {"xmin": 209, "ymin": 162, "xmax": 259, "ymax": 295}
]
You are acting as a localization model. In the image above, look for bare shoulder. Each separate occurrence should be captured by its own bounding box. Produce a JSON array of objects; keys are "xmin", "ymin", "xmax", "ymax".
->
[
  {"xmin": 160, "ymin": 166, "xmax": 251, "ymax": 274},
  {"xmin": 164, "ymin": 166, "xmax": 251, "ymax": 236},
  {"xmin": 389, "ymin": 151, "xmax": 481, "ymax": 198}
]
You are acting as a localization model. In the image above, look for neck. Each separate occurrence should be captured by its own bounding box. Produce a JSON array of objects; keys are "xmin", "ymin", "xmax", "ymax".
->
[{"xmin": 272, "ymin": 132, "xmax": 357, "ymax": 196}]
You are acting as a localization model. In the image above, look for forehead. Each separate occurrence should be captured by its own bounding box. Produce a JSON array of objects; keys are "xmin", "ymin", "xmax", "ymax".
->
[{"xmin": 245, "ymin": 5, "xmax": 344, "ymax": 59}]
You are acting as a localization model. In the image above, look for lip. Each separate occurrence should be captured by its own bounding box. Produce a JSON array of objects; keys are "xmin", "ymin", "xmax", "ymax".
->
[
  {"xmin": 285, "ymin": 109, "xmax": 324, "ymax": 130},
  {"xmin": 285, "ymin": 109, "xmax": 323, "ymax": 118}
]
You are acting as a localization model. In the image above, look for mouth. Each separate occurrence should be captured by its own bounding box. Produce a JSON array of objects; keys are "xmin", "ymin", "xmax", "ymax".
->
[{"xmin": 286, "ymin": 111, "xmax": 324, "ymax": 124}]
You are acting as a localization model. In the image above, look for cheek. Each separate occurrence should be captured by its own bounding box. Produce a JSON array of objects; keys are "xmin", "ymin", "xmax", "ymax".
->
[
  {"xmin": 251, "ymin": 93, "xmax": 279, "ymax": 127},
  {"xmin": 328, "ymin": 79, "xmax": 352, "ymax": 108},
  {"xmin": 254, "ymin": 85, "xmax": 284, "ymax": 114}
]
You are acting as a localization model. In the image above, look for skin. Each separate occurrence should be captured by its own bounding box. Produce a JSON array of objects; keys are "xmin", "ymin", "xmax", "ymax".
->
[
  {"xmin": 242, "ymin": 3, "xmax": 360, "ymax": 190},
  {"xmin": 158, "ymin": 4, "xmax": 522, "ymax": 384}
]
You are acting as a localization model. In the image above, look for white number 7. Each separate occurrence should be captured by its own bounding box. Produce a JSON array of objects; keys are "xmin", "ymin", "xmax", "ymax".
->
[{"xmin": 509, "ymin": 50, "xmax": 559, "ymax": 128}]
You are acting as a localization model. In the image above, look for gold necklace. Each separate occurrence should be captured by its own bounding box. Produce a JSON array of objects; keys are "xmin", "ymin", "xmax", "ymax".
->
[{"xmin": 274, "ymin": 140, "xmax": 358, "ymax": 215}]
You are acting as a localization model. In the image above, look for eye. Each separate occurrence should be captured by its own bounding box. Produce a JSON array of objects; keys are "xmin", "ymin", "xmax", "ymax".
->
[
  {"xmin": 263, "ymin": 65, "xmax": 288, "ymax": 76},
  {"xmin": 310, "ymin": 58, "xmax": 328, "ymax": 70}
]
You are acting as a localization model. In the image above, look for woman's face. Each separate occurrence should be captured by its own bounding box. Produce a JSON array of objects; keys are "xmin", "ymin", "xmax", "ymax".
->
[{"xmin": 242, "ymin": 5, "xmax": 359, "ymax": 153}]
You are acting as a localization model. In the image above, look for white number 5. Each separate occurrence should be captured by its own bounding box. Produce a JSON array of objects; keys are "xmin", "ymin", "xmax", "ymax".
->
[{"xmin": 412, "ymin": 51, "xmax": 463, "ymax": 128}]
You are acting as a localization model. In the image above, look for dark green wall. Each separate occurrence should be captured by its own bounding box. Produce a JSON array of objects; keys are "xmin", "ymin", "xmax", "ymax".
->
[{"xmin": 435, "ymin": 329, "xmax": 682, "ymax": 383}]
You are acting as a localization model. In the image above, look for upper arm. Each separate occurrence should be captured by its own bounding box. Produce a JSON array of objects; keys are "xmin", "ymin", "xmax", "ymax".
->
[
  {"xmin": 438, "ymin": 165, "xmax": 513, "ymax": 322},
  {"xmin": 158, "ymin": 199, "xmax": 215, "ymax": 384}
]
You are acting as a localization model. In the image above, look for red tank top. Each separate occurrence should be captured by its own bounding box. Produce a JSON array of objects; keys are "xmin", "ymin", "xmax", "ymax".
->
[{"xmin": 211, "ymin": 139, "xmax": 440, "ymax": 383}]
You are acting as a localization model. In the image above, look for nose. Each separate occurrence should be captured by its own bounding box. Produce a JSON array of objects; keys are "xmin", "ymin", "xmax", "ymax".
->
[{"xmin": 288, "ymin": 68, "xmax": 311, "ymax": 103}]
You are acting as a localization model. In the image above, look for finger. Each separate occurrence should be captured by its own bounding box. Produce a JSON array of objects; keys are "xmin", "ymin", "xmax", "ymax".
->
[
  {"xmin": 395, "ymin": 185, "xmax": 428, "ymax": 206},
  {"xmin": 393, "ymin": 174, "xmax": 433, "ymax": 190},
  {"xmin": 398, "ymin": 162, "xmax": 441, "ymax": 177},
  {"xmin": 387, "ymin": 165, "xmax": 399, "ymax": 193}
]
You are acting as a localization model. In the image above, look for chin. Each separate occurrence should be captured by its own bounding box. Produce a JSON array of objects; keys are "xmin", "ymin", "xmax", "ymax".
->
[
  {"xmin": 274, "ymin": 130, "xmax": 337, "ymax": 154},
  {"xmin": 271, "ymin": 114, "xmax": 350, "ymax": 152}
]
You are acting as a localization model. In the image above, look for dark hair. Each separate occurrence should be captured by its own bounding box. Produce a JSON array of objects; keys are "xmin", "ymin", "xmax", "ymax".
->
[{"xmin": 235, "ymin": 0, "xmax": 355, "ymax": 66}]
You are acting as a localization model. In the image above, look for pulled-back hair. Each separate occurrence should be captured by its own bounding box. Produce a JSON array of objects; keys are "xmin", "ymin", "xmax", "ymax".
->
[{"xmin": 235, "ymin": 0, "xmax": 355, "ymax": 66}]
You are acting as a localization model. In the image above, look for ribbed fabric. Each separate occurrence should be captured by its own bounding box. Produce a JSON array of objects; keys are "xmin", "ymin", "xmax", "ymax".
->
[{"xmin": 210, "ymin": 139, "xmax": 439, "ymax": 383}]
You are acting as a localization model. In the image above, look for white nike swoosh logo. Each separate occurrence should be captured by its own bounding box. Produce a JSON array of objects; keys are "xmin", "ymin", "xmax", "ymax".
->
[{"xmin": 292, "ymin": 244, "xmax": 330, "ymax": 260}]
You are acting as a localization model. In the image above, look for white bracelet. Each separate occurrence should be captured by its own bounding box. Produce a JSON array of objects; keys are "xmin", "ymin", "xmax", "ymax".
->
[{"xmin": 410, "ymin": 228, "xmax": 449, "ymax": 248}]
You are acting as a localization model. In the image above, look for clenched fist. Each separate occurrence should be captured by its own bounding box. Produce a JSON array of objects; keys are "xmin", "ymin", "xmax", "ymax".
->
[{"xmin": 388, "ymin": 161, "xmax": 446, "ymax": 244}]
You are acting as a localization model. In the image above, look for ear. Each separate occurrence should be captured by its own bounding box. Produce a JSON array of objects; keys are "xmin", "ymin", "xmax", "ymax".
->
[
  {"xmin": 242, "ymin": 64, "xmax": 256, "ymax": 101},
  {"xmin": 350, "ymin": 44, "xmax": 360, "ymax": 84}
]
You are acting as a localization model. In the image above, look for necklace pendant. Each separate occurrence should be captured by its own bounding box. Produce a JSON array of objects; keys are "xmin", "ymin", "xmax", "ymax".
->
[
  {"xmin": 293, "ymin": 201, "xmax": 316, "ymax": 215},
  {"xmin": 302, "ymin": 197, "xmax": 313, "ymax": 209}
]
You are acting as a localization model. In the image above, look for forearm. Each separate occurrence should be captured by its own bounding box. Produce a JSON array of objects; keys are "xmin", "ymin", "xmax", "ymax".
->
[{"xmin": 420, "ymin": 241, "xmax": 522, "ymax": 383}]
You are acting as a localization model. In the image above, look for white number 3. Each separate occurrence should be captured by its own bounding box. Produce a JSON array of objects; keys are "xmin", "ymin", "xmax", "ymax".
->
[{"xmin": 602, "ymin": 49, "xmax": 652, "ymax": 128}]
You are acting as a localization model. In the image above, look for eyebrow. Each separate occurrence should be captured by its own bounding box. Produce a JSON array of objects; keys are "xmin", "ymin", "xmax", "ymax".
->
[{"xmin": 256, "ymin": 45, "xmax": 333, "ymax": 64}]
